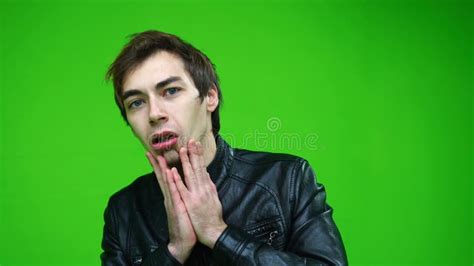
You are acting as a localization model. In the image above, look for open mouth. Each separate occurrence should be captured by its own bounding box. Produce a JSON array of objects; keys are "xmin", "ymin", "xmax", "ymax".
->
[
  {"xmin": 151, "ymin": 131, "xmax": 178, "ymax": 150},
  {"xmin": 152, "ymin": 133, "xmax": 177, "ymax": 144}
]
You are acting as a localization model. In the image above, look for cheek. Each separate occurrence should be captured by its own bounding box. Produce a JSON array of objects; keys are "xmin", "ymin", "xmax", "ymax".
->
[
  {"xmin": 187, "ymin": 104, "xmax": 209, "ymax": 135},
  {"xmin": 170, "ymin": 100, "xmax": 201, "ymax": 126},
  {"xmin": 128, "ymin": 116, "xmax": 148, "ymax": 142},
  {"xmin": 166, "ymin": 98, "xmax": 209, "ymax": 141}
]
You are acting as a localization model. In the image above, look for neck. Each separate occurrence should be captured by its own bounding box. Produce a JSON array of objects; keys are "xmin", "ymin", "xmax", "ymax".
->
[{"xmin": 200, "ymin": 131, "xmax": 217, "ymax": 167}]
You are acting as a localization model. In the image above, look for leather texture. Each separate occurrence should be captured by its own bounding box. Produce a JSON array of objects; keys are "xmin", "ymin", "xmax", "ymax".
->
[{"xmin": 101, "ymin": 136, "xmax": 348, "ymax": 265}]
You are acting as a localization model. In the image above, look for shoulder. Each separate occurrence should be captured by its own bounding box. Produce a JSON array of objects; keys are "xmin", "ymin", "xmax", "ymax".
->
[
  {"xmin": 230, "ymin": 147, "xmax": 310, "ymax": 186},
  {"xmin": 232, "ymin": 147, "xmax": 308, "ymax": 172},
  {"xmin": 233, "ymin": 148, "xmax": 304, "ymax": 165}
]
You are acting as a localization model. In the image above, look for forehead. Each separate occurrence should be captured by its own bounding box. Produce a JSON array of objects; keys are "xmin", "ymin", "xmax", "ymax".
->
[{"xmin": 123, "ymin": 51, "xmax": 194, "ymax": 91}]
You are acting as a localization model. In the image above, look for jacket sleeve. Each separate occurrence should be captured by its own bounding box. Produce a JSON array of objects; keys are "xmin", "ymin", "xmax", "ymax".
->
[
  {"xmin": 100, "ymin": 200, "xmax": 128, "ymax": 265},
  {"xmin": 212, "ymin": 159, "xmax": 348, "ymax": 265},
  {"xmin": 100, "ymin": 199, "xmax": 181, "ymax": 266}
]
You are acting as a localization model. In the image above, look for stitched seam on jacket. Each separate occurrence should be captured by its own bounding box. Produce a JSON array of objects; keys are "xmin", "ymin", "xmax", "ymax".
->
[
  {"xmin": 289, "ymin": 158, "xmax": 304, "ymax": 220},
  {"xmin": 232, "ymin": 151, "xmax": 299, "ymax": 165},
  {"xmin": 232, "ymin": 235, "xmax": 248, "ymax": 264},
  {"xmin": 227, "ymin": 174, "xmax": 287, "ymax": 236},
  {"xmin": 126, "ymin": 189, "xmax": 138, "ymax": 260},
  {"xmin": 110, "ymin": 202, "xmax": 118, "ymax": 247},
  {"xmin": 110, "ymin": 199, "xmax": 128, "ymax": 254}
]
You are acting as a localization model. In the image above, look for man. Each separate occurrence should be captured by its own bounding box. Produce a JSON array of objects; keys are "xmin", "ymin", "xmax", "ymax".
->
[{"xmin": 101, "ymin": 30, "xmax": 347, "ymax": 265}]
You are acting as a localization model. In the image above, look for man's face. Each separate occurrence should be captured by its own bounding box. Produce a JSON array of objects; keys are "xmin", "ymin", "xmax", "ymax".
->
[{"xmin": 122, "ymin": 51, "xmax": 218, "ymax": 166}]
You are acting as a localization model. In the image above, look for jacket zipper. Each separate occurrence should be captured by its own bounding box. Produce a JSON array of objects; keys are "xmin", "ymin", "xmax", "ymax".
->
[{"xmin": 267, "ymin": 230, "xmax": 278, "ymax": 246}]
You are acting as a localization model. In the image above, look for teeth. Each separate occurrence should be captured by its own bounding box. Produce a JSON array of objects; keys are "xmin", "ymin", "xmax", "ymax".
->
[{"xmin": 153, "ymin": 134, "xmax": 174, "ymax": 144}]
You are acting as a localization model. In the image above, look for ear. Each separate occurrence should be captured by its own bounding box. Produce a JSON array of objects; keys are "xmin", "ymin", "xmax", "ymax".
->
[{"xmin": 206, "ymin": 83, "xmax": 219, "ymax": 112}]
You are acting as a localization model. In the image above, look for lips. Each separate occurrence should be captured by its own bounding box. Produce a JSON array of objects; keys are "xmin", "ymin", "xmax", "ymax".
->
[{"xmin": 150, "ymin": 131, "xmax": 178, "ymax": 151}]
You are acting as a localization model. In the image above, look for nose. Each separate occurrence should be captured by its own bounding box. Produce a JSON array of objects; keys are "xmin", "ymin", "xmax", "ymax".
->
[{"xmin": 148, "ymin": 98, "xmax": 167, "ymax": 125}]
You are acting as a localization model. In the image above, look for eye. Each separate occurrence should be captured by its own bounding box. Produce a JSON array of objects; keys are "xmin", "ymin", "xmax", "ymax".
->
[
  {"xmin": 128, "ymin": 99, "xmax": 145, "ymax": 109},
  {"xmin": 165, "ymin": 87, "xmax": 180, "ymax": 96}
]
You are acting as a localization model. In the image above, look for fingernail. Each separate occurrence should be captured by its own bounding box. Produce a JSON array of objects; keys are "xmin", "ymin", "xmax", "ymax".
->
[{"xmin": 196, "ymin": 142, "xmax": 202, "ymax": 152}]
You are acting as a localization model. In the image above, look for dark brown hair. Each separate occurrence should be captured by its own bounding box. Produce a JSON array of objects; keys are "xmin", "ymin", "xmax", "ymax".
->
[{"xmin": 105, "ymin": 30, "xmax": 222, "ymax": 135}]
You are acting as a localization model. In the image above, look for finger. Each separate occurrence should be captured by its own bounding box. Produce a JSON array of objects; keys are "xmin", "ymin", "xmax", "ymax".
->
[
  {"xmin": 157, "ymin": 155, "xmax": 171, "ymax": 183},
  {"xmin": 195, "ymin": 141, "xmax": 205, "ymax": 166},
  {"xmin": 195, "ymin": 141, "xmax": 207, "ymax": 175},
  {"xmin": 156, "ymin": 155, "xmax": 173, "ymax": 201},
  {"xmin": 179, "ymin": 147, "xmax": 196, "ymax": 190},
  {"xmin": 193, "ymin": 141, "xmax": 208, "ymax": 186},
  {"xmin": 157, "ymin": 155, "xmax": 169, "ymax": 170},
  {"xmin": 195, "ymin": 142, "xmax": 216, "ymax": 192},
  {"xmin": 146, "ymin": 152, "xmax": 167, "ymax": 192},
  {"xmin": 206, "ymin": 172, "xmax": 213, "ymax": 183},
  {"xmin": 145, "ymin": 151, "xmax": 154, "ymax": 163},
  {"xmin": 172, "ymin": 167, "xmax": 190, "ymax": 202},
  {"xmin": 188, "ymin": 139, "xmax": 204, "ymax": 185},
  {"xmin": 166, "ymin": 168, "xmax": 183, "ymax": 207},
  {"xmin": 165, "ymin": 169, "xmax": 176, "ymax": 193},
  {"xmin": 146, "ymin": 152, "xmax": 160, "ymax": 174}
]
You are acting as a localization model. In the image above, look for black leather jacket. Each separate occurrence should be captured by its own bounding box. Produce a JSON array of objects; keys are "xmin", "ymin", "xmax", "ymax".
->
[{"xmin": 101, "ymin": 136, "xmax": 348, "ymax": 265}]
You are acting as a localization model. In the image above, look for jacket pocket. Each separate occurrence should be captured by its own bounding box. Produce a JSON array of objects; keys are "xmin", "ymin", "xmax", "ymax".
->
[{"xmin": 244, "ymin": 217, "xmax": 285, "ymax": 249}]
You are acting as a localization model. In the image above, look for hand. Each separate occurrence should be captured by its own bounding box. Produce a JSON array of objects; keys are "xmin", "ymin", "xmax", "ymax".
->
[
  {"xmin": 171, "ymin": 139, "xmax": 228, "ymax": 248},
  {"xmin": 146, "ymin": 152, "xmax": 197, "ymax": 264}
]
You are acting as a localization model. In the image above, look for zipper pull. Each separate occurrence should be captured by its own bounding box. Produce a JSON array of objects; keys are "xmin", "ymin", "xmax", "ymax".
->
[{"xmin": 267, "ymin": 230, "xmax": 278, "ymax": 246}]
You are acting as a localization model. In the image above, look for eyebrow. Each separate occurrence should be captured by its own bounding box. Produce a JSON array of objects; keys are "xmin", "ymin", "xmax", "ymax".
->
[
  {"xmin": 122, "ymin": 76, "xmax": 183, "ymax": 101},
  {"xmin": 122, "ymin": 89, "xmax": 143, "ymax": 101},
  {"xmin": 155, "ymin": 76, "xmax": 182, "ymax": 90}
]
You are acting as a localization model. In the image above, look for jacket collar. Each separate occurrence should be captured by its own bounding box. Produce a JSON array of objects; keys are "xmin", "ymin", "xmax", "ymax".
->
[{"xmin": 207, "ymin": 134, "xmax": 233, "ymax": 188}]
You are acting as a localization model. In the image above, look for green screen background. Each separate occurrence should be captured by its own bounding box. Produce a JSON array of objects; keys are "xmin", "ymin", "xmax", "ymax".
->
[{"xmin": 0, "ymin": 0, "xmax": 472, "ymax": 265}]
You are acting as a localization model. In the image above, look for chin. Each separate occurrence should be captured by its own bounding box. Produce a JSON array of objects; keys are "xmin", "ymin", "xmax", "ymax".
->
[{"xmin": 163, "ymin": 149, "xmax": 180, "ymax": 167}]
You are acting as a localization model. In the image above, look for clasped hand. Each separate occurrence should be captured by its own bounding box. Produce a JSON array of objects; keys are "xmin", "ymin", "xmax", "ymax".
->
[{"xmin": 146, "ymin": 139, "xmax": 227, "ymax": 263}]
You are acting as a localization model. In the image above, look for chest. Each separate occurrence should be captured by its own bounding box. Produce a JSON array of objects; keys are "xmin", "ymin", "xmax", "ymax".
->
[{"xmin": 126, "ymin": 176, "xmax": 290, "ymax": 265}]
